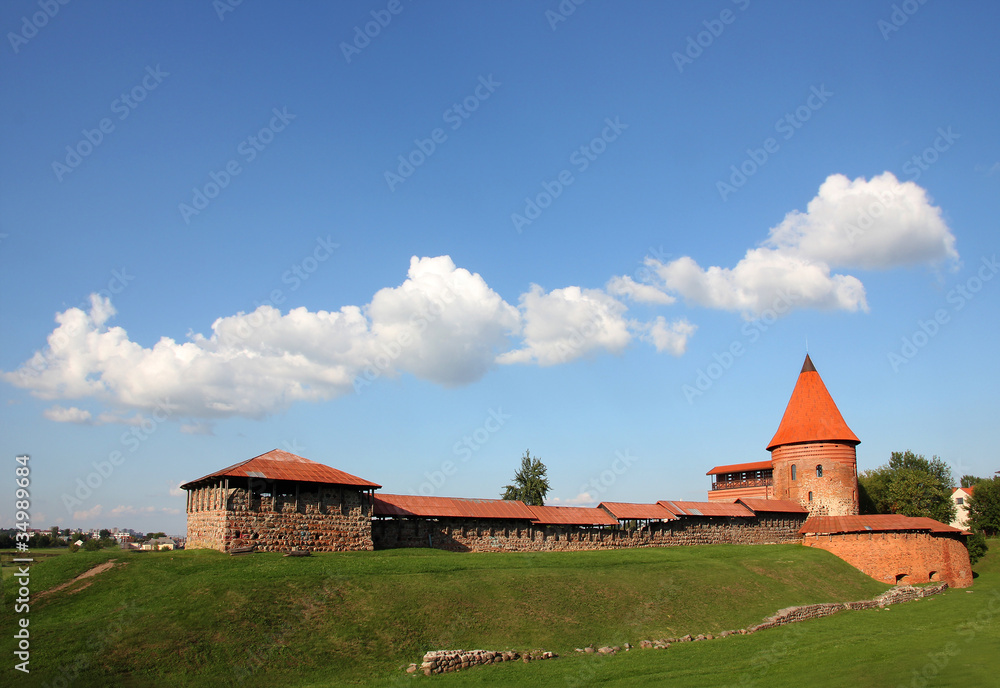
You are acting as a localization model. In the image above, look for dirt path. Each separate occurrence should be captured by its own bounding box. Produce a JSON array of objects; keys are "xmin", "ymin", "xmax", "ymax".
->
[{"xmin": 38, "ymin": 559, "xmax": 117, "ymax": 598}]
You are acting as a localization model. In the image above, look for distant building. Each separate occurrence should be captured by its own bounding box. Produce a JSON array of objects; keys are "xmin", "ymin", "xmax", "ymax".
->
[{"xmin": 951, "ymin": 486, "xmax": 974, "ymax": 529}]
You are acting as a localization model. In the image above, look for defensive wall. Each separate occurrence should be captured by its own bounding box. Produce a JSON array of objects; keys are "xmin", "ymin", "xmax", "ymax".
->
[{"xmin": 371, "ymin": 512, "xmax": 807, "ymax": 552}]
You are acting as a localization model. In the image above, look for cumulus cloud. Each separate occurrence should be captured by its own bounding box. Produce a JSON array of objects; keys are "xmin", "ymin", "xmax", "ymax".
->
[
  {"xmin": 605, "ymin": 275, "xmax": 675, "ymax": 305},
  {"xmin": 168, "ymin": 481, "xmax": 185, "ymax": 497},
  {"xmin": 73, "ymin": 504, "xmax": 103, "ymax": 520},
  {"xmin": 548, "ymin": 492, "xmax": 597, "ymax": 506},
  {"xmin": 109, "ymin": 505, "xmax": 156, "ymax": 516},
  {"xmin": 639, "ymin": 317, "xmax": 697, "ymax": 356},
  {"xmin": 43, "ymin": 405, "xmax": 92, "ymax": 424},
  {"xmin": 497, "ymin": 285, "xmax": 632, "ymax": 366},
  {"xmin": 629, "ymin": 173, "xmax": 957, "ymax": 318}
]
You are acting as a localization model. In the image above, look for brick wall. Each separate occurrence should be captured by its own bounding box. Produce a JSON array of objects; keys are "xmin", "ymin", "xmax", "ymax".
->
[
  {"xmin": 371, "ymin": 513, "xmax": 806, "ymax": 553},
  {"xmin": 802, "ymin": 530, "xmax": 972, "ymax": 588},
  {"xmin": 771, "ymin": 442, "xmax": 858, "ymax": 516}
]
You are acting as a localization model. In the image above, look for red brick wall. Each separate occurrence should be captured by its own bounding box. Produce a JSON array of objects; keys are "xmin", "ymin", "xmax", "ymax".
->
[
  {"xmin": 802, "ymin": 530, "xmax": 972, "ymax": 588},
  {"xmin": 771, "ymin": 442, "xmax": 858, "ymax": 516}
]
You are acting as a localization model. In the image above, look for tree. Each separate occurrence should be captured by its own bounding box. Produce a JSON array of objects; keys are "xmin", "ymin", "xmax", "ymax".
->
[
  {"xmin": 967, "ymin": 476, "xmax": 1000, "ymax": 536},
  {"xmin": 961, "ymin": 475, "xmax": 985, "ymax": 488},
  {"xmin": 966, "ymin": 530, "xmax": 988, "ymax": 566},
  {"xmin": 858, "ymin": 450, "xmax": 956, "ymax": 524},
  {"xmin": 146, "ymin": 532, "xmax": 166, "ymax": 540},
  {"xmin": 99, "ymin": 528, "xmax": 112, "ymax": 539},
  {"xmin": 501, "ymin": 450, "xmax": 551, "ymax": 506}
]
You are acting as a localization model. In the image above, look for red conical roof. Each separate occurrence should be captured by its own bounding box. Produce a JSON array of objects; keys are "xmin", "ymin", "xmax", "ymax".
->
[{"xmin": 766, "ymin": 354, "xmax": 859, "ymax": 451}]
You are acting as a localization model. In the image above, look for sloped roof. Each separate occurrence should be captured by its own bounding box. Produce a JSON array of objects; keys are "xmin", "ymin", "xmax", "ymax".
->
[
  {"xmin": 706, "ymin": 460, "xmax": 773, "ymax": 476},
  {"xmin": 372, "ymin": 494, "xmax": 536, "ymax": 520},
  {"xmin": 766, "ymin": 354, "xmax": 860, "ymax": 451},
  {"xmin": 180, "ymin": 449, "xmax": 381, "ymax": 489},
  {"xmin": 799, "ymin": 514, "xmax": 963, "ymax": 535},
  {"xmin": 657, "ymin": 500, "xmax": 754, "ymax": 518},
  {"xmin": 598, "ymin": 502, "xmax": 678, "ymax": 521},
  {"xmin": 952, "ymin": 486, "xmax": 975, "ymax": 495},
  {"xmin": 527, "ymin": 505, "xmax": 619, "ymax": 526},
  {"xmin": 736, "ymin": 498, "xmax": 808, "ymax": 514}
]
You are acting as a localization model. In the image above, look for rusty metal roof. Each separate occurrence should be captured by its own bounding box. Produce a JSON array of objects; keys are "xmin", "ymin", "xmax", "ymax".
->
[
  {"xmin": 598, "ymin": 502, "xmax": 677, "ymax": 521},
  {"xmin": 657, "ymin": 500, "xmax": 755, "ymax": 518},
  {"xmin": 736, "ymin": 498, "xmax": 808, "ymax": 514},
  {"xmin": 527, "ymin": 505, "xmax": 619, "ymax": 526},
  {"xmin": 179, "ymin": 449, "xmax": 381, "ymax": 489},
  {"xmin": 766, "ymin": 354, "xmax": 860, "ymax": 451},
  {"xmin": 372, "ymin": 494, "xmax": 536, "ymax": 520},
  {"xmin": 800, "ymin": 514, "xmax": 963, "ymax": 535},
  {"xmin": 706, "ymin": 460, "xmax": 773, "ymax": 476}
]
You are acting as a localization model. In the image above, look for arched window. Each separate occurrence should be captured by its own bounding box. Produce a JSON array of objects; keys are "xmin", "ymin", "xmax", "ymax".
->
[
  {"xmin": 816, "ymin": 464, "xmax": 823, "ymax": 477},
  {"xmin": 791, "ymin": 465, "xmax": 797, "ymax": 481},
  {"xmin": 808, "ymin": 491, "xmax": 813, "ymax": 502}
]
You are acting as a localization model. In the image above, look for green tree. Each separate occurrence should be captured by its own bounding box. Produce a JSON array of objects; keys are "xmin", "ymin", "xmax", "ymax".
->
[
  {"xmin": 99, "ymin": 528, "xmax": 112, "ymax": 539},
  {"xmin": 501, "ymin": 450, "xmax": 551, "ymax": 506},
  {"xmin": 961, "ymin": 475, "xmax": 985, "ymax": 488},
  {"xmin": 858, "ymin": 450, "xmax": 956, "ymax": 524},
  {"xmin": 147, "ymin": 532, "xmax": 166, "ymax": 540},
  {"xmin": 83, "ymin": 538, "xmax": 102, "ymax": 551},
  {"xmin": 966, "ymin": 529, "xmax": 988, "ymax": 566},
  {"xmin": 967, "ymin": 476, "xmax": 1000, "ymax": 536}
]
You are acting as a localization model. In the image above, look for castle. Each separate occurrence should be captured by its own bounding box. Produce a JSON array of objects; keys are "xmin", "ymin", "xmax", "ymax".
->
[{"xmin": 182, "ymin": 354, "xmax": 973, "ymax": 588}]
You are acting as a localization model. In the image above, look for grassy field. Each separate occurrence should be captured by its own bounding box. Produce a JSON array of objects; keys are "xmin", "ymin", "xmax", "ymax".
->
[{"xmin": 1, "ymin": 542, "xmax": 995, "ymax": 687}]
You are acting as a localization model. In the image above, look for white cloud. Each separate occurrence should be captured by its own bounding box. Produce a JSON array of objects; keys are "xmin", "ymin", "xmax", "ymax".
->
[
  {"xmin": 43, "ymin": 405, "xmax": 92, "ymax": 424},
  {"xmin": 548, "ymin": 492, "xmax": 597, "ymax": 506},
  {"xmin": 606, "ymin": 275, "xmax": 675, "ymax": 305},
  {"xmin": 5, "ymin": 256, "xmax": 521, "ymax": 422},
  {"xmin": 497, "ymin": 285, "xmax": 632, "ymax": 366},
  {"xmin": 168, "ymin": 481, "xmax": 185, "ymax": 497},
  {"xmin": 180, "ymin": 422, "xmax": 214, "ymax": 435},
  {"xmin": 73, "ymin": 504, "xmax": 103, "ymax": 520},
  {"xmin": 109, "ymin": 505, "xmax": 156, "ymax": 516},
  {"xmin": 764, "ymin": 172, "xmax": 957, "ymax": 269},
  {"xmin": 639, "ymin": 317, "xmax": 697, "ymax": 356},
  {"xmin": 633, "ymin": 172, "xmax": 956, "ymax": 318}
]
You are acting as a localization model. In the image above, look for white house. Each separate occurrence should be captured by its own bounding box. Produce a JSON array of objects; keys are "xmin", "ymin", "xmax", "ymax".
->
[{"xmin": 950, "ymin": 486, "xmax": 974, "ymax": 529}]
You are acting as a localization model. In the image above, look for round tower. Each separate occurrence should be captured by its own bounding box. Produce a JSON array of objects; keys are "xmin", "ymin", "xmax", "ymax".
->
[{"xmin": 767, "ymin": 354, "xmax": 859, "ymax": 517}]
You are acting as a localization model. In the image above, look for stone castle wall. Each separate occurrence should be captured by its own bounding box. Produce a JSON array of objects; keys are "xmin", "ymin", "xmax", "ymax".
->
[
  {"xmin": 371, "ymin": 513, "xmax": 806, "ymax": 553},
  {"xmin": 771, "ymin": 442, "xmax": 858, "ymax": 516},
  {"xmin": 803, "ymin": 530, "xmax": 972, "ymax": 588},
  {"xmin": 185, "ymin": 481, "xmax": 373, "ymax": 552}
]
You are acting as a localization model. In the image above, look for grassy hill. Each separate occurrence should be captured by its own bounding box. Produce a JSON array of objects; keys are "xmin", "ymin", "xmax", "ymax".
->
[{"xmin": 2, "ymin": 542, "xmax": 995, "ymax": 687}]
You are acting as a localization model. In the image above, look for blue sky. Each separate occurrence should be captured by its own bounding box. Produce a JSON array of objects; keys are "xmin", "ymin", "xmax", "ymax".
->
[{"xmin": 2, "ymin": 1, "xmax": 998, "ymax": 536}]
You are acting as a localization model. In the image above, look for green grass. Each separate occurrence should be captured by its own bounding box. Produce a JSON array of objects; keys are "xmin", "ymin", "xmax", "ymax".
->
[{"xmin": 1, "ymin": 542, "xmax": 995, "ymax": 687}]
